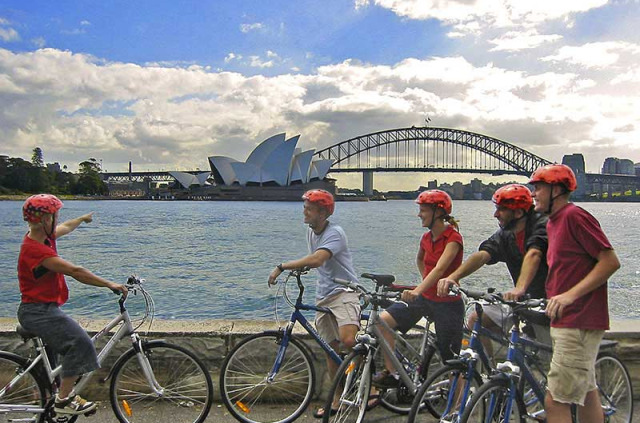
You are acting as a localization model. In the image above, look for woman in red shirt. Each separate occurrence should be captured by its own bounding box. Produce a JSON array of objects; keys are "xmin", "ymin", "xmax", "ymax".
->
[{"xmin": 372, "ymin": 190, "xmax": 464, "ymax": 389}]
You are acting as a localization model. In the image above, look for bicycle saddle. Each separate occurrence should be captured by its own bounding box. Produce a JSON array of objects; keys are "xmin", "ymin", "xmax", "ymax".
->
[
  {"xmin": 360, "ymin": 273, "xmax": 395, "ymax": 286},
  {"xmin": 16, "ymin": 324, "xmax": 37, "ymax": 340}
]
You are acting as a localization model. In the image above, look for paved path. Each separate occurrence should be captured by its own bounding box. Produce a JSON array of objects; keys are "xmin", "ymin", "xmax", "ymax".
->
[{"xmin": 75, "ymin": 398, "xmax": 639, "ymax": 422}]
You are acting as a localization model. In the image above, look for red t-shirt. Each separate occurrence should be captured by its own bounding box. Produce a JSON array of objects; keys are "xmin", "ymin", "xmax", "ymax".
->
[
  {"xmin": 18, "ymin": 235, "xmax": 69, "ymax": 306},
  {"xmin": 546, "ymin": 203, "xmax": 611, "ymax": 329},
  {"xmin": 419, "ymin": 226, "xmax": 464, "ymax": 302}
]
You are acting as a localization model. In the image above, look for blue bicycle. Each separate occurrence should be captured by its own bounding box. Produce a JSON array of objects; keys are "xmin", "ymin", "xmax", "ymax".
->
[
  {"xmin": 219, "ymin": 269, "xmax": 441, "ymax": 423},
  {"xmin": 459, "ymin": 293, "xmax": 633, "ymax": 423}
]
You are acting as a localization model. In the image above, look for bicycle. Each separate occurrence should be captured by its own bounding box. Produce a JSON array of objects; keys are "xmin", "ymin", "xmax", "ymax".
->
[
  {"xmin": 219, "ymin": 269, "xmax": 441, "ymax": 423},
  {"xmin": 459, "ymin": 293, "xmax": 634, "ymax": 423},
  {"xmin": 320, "ymin": 276, "xmax": 447, "ymax": 423},
  {"xmin": 407, "ymin": 286, "xmax": 550, "ymax": 423},
  {"xmin": 0, "ymin": 275, "xmax": 214, "ymax": 423}
]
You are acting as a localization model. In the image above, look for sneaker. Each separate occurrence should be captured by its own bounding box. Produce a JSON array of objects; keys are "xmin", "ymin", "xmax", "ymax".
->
[
  {"xmin": 54, "ymin": 394, "xmax": 97, "ymax": 415},
  {"xmin": 372, "ymin": 369, "xmax": 399, "ymax": 389}
]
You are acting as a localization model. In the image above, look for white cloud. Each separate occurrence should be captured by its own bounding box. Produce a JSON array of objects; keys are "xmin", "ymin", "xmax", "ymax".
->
[
  {"xmin": 542, "ymin": 41, "xmax": 640, "ymax": 69},
  {"xmin": 356, "ymin": 0, "xmax": 609, "ymax": 35},
  {"xmin": 224, "ymin": 52, "xmax": 241, "ymax": 63},
  {"xmin": 0, "ymin": 47, "xmax": 637, "ymax": 186},
  {"xmin": 240, "ymin": 22, "xmax": 264, "ymax": 33},
  {"xmin": 249, "ymin": 55, "xmax": 273, "ymax": 68},
  {"xmin": 0, "ymin": 18, "xmax": 19, "ymax": 42},
  {"xmin": 489, "ymin": 30, "xmax": 563, "ymax": 52}
]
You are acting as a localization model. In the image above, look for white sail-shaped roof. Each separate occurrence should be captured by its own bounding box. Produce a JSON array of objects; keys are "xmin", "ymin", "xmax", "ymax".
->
[
  {"xmin": 195, "ymin": 172, "xmax": 211, "ymax": 186},
  {"xmin": 309, "ymin": 159, "xmax": 333, "ymax": 181},
  {"xmin": 246, "ymin": 133, "xmax": 286, "ymax": 167},
  {"xmin": 231, "ymin": 162, "xmax": 261, "ymax": 185},
  {"xmin": 258, "ymin": 135, "xmax": 300, "ymax": 185},
  {"xmin": 209, "ymin": 156, "xmax": 239, "ymax": 185},
  {"xmin": 290, "ymin": 149, "xmax": 315, "ymax": 184},
  {"xmin": 169, "ymin": 171, "xmax": 211, "ymax": 188}
]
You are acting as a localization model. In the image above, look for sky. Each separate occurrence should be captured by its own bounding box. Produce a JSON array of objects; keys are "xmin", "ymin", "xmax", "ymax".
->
[{"xmin": 1, "ymin": 0, "xmax": 639, "ymax": 190}]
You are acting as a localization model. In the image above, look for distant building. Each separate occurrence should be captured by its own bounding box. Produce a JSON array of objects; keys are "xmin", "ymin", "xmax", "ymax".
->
[
  {"xmin": 602, "ymin": 157, "xmax": 635, "ymax": 175},
  {"xmin": 46, "ymin": 162, "xmax": 62, "ymax": 173},
  {"xmin": 636, "ymin": 163, "xmax": 640, "ymax": 177},
  {"xmin": 208, "ymin": 133, "xmax": 332, "ymax": 187},
  {"xmin": 427, "ymin": 180, "xmax": 438, "ymax": 189},
  {"xmin": 562, "ymin": 154, "xmax": 587, "ymax": 199}
]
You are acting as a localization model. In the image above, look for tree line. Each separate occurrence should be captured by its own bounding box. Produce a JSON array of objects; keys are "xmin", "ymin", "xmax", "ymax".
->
[{"xmin": 0, "ymin": 148, "xmax": 108, "ymax": 196}]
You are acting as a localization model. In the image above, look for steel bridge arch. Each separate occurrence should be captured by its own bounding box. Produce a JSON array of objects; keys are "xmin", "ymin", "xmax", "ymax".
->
[{"xmin": 315, "ymin": 127, "xmax": 551, "ymax": 176}]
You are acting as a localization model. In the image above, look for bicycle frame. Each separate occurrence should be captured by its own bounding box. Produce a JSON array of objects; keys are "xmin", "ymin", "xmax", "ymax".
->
[{"xmin": 0, "ymin": 292, "xmax": 161, "ymax": 415}]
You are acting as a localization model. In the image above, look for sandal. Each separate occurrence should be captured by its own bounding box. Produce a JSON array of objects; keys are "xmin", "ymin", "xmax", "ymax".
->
[
  {"xmin": 313, "ymin": 406, "xmax": 338, "ymax": 419},
  {"xmin": 366, "ymin": 394, "xmax": 381, "ymax": 411}
]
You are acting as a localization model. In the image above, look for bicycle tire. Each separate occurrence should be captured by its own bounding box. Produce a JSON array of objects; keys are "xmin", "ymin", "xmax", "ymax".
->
[
  {"xmin": 323, "ymin": 348, "xmax": 373, "ymax": 423},
  {"xmin": 460, "ymin": 378, "xmax": 525, "ymax": 423},
  {"xmin": 219, "ymin": 332, "xmax": 315, "ymax": 423},
  {"xmin": 594, "ymin": 351, "xmax": 633, "ymax": 423},
  {"xmin": 0, "ymin": 351, "xmax": 47, "ymax": 423},
  {"xmin": 378, "ymin": 331, "xmax": 442, "ymax": 414},
  {"xmin": 408, "ymin": 361, "xmax": 484, "ymax": 422},
  {"xmin": 109, "ymin": 341, "xmax": 213, "ymax": 423}
]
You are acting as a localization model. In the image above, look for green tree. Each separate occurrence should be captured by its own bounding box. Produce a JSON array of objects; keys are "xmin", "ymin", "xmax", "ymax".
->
[
  {"xmin": 72, "ymin": 158, "xmax": 107, "ymax": 195},
  {"xmin": 31, "ymin": 147, "xmax": 44, "ymax": 167}
]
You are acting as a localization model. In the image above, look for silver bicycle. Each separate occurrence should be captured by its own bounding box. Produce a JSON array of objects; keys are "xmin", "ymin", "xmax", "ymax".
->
[{"xmin": 0, "ymin": 275, "xmax": 213, "ymax": 423}]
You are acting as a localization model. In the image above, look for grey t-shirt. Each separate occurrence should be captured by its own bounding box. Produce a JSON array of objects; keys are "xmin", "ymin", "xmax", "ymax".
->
[{"xmin": 307, "ymin": 221, "xmax": 359, "ymax": 301}]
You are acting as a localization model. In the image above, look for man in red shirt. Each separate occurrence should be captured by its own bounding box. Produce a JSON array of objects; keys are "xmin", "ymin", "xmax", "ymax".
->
[
  {"xmin": 17, "ymin": 194, "xmax": 127, "ymax": 416},
  {"xmin": 529, "ymin": 164, "xmax": 620, "ymax": 423}
]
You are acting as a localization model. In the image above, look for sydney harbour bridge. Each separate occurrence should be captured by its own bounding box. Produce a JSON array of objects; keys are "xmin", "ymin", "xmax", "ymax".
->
[{"xmin": 102, "ymin": 127, "xmax": 639, "ymax": 199}]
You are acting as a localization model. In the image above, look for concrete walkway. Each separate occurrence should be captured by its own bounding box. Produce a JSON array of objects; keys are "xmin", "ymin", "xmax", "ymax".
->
[{"xmin": 79, "ymin": 398, "xmax": 640, "ymax": 422}]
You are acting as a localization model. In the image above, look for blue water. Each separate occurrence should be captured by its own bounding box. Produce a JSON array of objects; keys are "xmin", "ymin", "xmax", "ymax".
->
[{"xmin": 1, "ymin": 200, "xmax": 638, "ymax": 320}]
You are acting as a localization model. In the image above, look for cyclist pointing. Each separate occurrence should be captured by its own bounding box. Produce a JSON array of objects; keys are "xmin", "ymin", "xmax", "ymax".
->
[
  {"xmin": 530, "ymin": 164, "xmax": 620, "ymax": 423},
  {"xmin": 17, "ymin": 194, "xmax": 127, "ymax": 415},
  {"xmin": 268, "ymin": 189, "xmax": 360, "ymax": 419}
]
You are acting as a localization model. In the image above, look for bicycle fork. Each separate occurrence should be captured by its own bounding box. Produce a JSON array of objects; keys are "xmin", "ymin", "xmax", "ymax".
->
[{"xmin": 132, "ymin": 335, "xmax": 164, "ymax": 396}]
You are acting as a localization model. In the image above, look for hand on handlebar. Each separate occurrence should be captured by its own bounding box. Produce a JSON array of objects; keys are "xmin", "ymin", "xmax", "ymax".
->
[
  {"xmin": 437, "ymin": 278, "xmax": 458, "ymax": 297},
  {"xmin": 110, "ymin": 283, "xmax": 128, "ymax": 299},
  {"xmin": 401, "ymin": 289, "xmax": 421, "ymax": 302},
  {"xmin": 502, "ymin": 287, "xmax": 525, "ymax": 302}
]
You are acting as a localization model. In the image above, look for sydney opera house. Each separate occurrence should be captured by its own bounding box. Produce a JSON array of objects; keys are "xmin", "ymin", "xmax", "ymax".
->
[{"xmin": 173, "ymin": 133, "xmax": 335, "ymax": 200}]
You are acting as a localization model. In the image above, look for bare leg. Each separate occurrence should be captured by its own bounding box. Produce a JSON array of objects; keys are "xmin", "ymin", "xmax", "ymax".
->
[
  {"xmin": 59, "ymin": 377, "xmax": 77, "ymax": 398},
  {"xmin": 577, "ymin": 389, "xmax": 604, "ymax": 423},
  {"xmin": 378, "ymin": 311, "xmax": 399, "ymax": 372},
  {"xmin": 545, "ymin": 392, "xmax": 572, "ymax": 423}
]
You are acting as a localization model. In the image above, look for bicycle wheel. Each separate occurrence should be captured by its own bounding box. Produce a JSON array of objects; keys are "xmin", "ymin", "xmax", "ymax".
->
[
  {"xmin": 460, "ymin": 379, "xmax": 525, "ymax": 423},
  {"xmin": 409, "ymin": 362, "xmax": 484, "ymax": 422},
  {"xmin": 323, "ymin": 348, "xmax": 372, "ymax": 423},
  {"xmin": 594, "ymin": 352, "xmax": 633, "ymax": 423},
  {"xmin": 109, "ymin": 341, "xmax": 213, "ymax": 423},
  {"xmin": 219, "ymin": 332, "xmax": 315, "ymax": 423},
  {"xmin": 0, "ymin": 351, "xmax": 47, "ymax": 423},
  {"xmin": 378, "ymin": 332, "xmax": 442, "ymax": 414}
]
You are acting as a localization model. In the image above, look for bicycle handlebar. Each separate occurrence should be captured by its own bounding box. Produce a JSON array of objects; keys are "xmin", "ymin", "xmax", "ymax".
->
[{"xmin": 449, "ymin": 284, "xmax": 546, "ymax": 309}]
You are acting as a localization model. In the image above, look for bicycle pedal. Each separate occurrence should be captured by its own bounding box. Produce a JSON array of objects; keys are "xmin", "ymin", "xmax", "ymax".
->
[
  {"xmin": 55, "ymin": 416, "xmax": 70, "ymax": 423},
  {"xmin": 84, "ymin": 408, "xmax": 98, "ymax": 417}
]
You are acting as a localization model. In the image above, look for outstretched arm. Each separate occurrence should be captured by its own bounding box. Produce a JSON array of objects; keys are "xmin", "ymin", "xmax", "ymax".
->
[
  {"xmin": 436, "ymin": 250, "xmax": 491, "ymax": 296},
  {"xmin": 56, "ymin": 212, "xmax": 94, "ymax": 238},
  {"xmin": 268, "ymin": 249, "xmax": 332, "ymax": 286},
  {"xmin": 41, "ymin": 255, "xmax": 128, "ymax": 297}
]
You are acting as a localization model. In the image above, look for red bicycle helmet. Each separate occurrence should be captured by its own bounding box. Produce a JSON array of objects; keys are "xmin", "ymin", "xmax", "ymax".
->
[
  {"xmin": 415, "ymin": 190, "xmax": 452, "ymax": 214},
  {"xmin": 302, "ymin": 189, "xmax": 335, "ymax": 215},
  {"xmin": 529, "ymin": 164, "xmax": 577, "ymax": 192},
  {"xmin": 23, "ymin": 194, "xmax": 64, "ymax": 223},
  {"xmin": 492, "ymin": 184, "xmax": 533, "ymax": 210}
]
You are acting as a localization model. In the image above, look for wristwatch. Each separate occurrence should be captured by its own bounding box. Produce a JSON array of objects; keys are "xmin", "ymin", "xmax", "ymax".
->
[{"xmin": 277, "ymin": 263, "xmax": 285, "ymax": 272}]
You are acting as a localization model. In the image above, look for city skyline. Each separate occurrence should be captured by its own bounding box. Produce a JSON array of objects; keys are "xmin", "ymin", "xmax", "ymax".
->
[{"xmin": 1, "ymin": 1, "xmax": 639, "ymax": 191}]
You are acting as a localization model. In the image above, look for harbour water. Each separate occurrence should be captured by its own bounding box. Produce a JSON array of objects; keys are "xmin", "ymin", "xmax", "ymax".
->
[{"xmin": 0, "ymin": 200, "xmax": 638, "ymax": 320}]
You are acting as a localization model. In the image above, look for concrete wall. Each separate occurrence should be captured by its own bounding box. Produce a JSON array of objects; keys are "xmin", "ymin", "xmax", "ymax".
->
[{"xmin": 0, "ymin": 318, "xmax": 638, "ymax": 401}]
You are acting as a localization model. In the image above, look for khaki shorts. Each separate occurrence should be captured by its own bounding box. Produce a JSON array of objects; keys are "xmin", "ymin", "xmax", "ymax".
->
[
  {"xmin": 547, "ymin": 327, "xmax": 603, "ymax": 406},
  {"xmin": 315, "ymin": 291, "xmax": 360, "ymax": 346}
]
